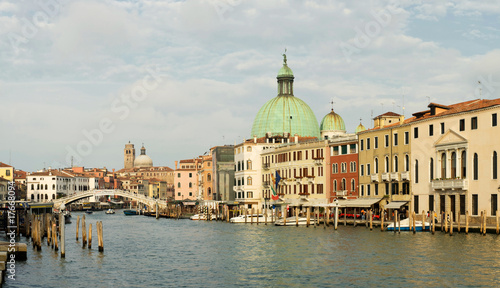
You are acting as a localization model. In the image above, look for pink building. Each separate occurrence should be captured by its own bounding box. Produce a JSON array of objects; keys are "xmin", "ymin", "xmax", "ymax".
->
[{"xmin": 174, "ymin": 159, "xmax": 201, "ymax": 201}]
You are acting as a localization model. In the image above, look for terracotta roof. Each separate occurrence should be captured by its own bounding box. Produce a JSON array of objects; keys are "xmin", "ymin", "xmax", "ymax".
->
[
  {"xmin": 0, "ymin": 177, "xmax": 9, "ymax": 182},
  {"xmin": 374, "ymin": 112, "xmax": 400, "ymax": 118},
  {"xmin": 243, "ymin": 136, "xmax": 318, "ymax": 144},
  {"xmin": 412, "ymin": 98, "xmax": 500, "ymax": 121},
  {"xmin": 0, "ymin": 162, "xmax": 12, "ymax": 168}
]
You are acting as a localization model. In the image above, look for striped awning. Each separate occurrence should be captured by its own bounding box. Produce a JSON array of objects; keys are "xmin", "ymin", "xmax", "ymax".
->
[{"xmin": 384, "ymin": 201, "xmax": 408, "ymax": 209}]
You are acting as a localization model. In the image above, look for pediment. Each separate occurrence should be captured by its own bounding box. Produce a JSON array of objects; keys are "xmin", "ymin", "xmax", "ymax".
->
[{"xmin": 434, "ymin": 129, "xmax": 467, "ymax": 147}]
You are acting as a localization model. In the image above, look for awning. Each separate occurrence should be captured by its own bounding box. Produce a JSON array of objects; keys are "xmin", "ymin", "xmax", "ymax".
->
[
  {"xmin": 343, "ymin": 198, "xmax": 383, "ymax": 208},
  {"xmin": 384, "ymin": 201, "xmax": 408, "ymax": 209}
]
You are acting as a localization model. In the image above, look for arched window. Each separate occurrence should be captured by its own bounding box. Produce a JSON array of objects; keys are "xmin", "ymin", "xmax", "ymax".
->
[
  {"xmin": 52, "ymin": 194, "xmax": 55, "ymax": 199},
  {"xmin": 351, "ymin": 179, "xmax": 355, "ymax": 191},
  {"xmin": 493, "ymin": 151, "xmax": 498, "ymax": 180},
  {"xmin": 208, "ymin": 187, "xmax": 211, "ymax": 195},
  {"xmin": 45, "ymin": 194, "xmax": 48, "ymax": 200},
  {"xmin": 207, "ymin": 173, "xmax": 212, "ymax": 181},
  {"xmin": 341, "ymin": 178, "xmax": 346, "ymax": 190},
  {"xmin": 52, "ymin": 184, "xmax": 55, "ymax": 190},
  {"xmin": 451, "ymin": 152, "xmax": 457, "ymax": 178},
  {"xmin": 415, "ymin": 160, "xmax": 419, "ymax": 184},
  {"xmin": 405, "ymin": 155, "xmax": 409, "ymax": 172},
  {"xmin": 394, "ymin": 156, "xmax": 399, "ymax": 172},
  {"xmin": 237, "ymin": 162, "xmax": 241, "ymax": 171},
  {"xmin": 177, "ymin": 182, "xmax": 181, "ymax": 188},
  {"xmin": 374, "ymin": 158, "xmax": 379, "ymax": 174},
  {"xmin": 31, "ymin": 184, "xmax": 34, "ymax": 190},
  {"xmin": 247, "ymin": 177, "xmax": 252, "ymax": 185},
  {"xmin": 247, "ymin": 160, "xmax": 252, "ymax": 170},
  {"xmin": 385, "ymin": 157, "xmax": 389, "ymax": 173},
  {"xmin": 461, "ymin": 151, "xmax": 467, "ymax": 178},
  {"xmin": 333, "ymin": 180, "xmax": 337, "ymax": 191},
  {"xmin": 430, "ymin": 158, "xmax": 434, "ymax": 180},
  {"xmin": 45, "ymin": 184, "xmax": 48, "ymax": 190},
  {"xmin": 189, "ymin": 182, "xmax": 192, "ymax": 188},
  {"xmin": 441, "ymin": 153, "xmax": 446, "ymax": 178},
  {"xmin": 247, "ymin": 146, "xmax": 252, "ymax": 152},
  {"xmin": 474, "ymin": 153, "xmax": 478, "ymax": 180},
  {"xmin": 37, "ymin": 184, "xmax": 40, "ymax": 190}
]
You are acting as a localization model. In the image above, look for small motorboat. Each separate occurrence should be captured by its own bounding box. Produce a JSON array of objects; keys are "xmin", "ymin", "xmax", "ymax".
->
[
  {"xmin": 123, "ymin": 209, "xmax": 138, "ymax": 216},
  {"xmin": 190, "ymin": 214, "xmax": 216, "ymax": 220},
  {"xmin": 230, "ymin": 214, "xmax": 274, "ymax": 223},
  {"xmin": 105, "ymin": 209, "xmax": 115, "ymax": 214},
  {"xmin": 274, "ymin": 217, "xmax": 309, "ymax": 226},
  {"xmin": 387, "ymin": 218, "xmax": 430, "ymax": 231},
  {"xmin": 85, "ymin": 210, "xmax": 93, "ymax": 214},
  {"xmin": 63, "ymin": 210, "xmax": 72, "ymax": 224}
]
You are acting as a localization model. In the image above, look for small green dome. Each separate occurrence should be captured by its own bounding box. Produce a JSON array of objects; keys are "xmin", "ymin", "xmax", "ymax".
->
[
  {"xmin": 356, "ymin": 123, "xmax": 367, "ymax": 133},
  {"xmin": 251, "ymin": 95, "xmax": 320, "ymax": 139},
  {"xmin": 320, "ymin": 109, "xmax": 346, "ymax": 132},
  {"xmin": 278, "ymin": 64, "xmax": 294, "ymax": 78}
]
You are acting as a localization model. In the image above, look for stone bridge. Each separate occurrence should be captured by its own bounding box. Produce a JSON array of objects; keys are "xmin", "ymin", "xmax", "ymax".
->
[{"xmin": 52, "ymin": 189, "xmax": 166, "ymax": 211}]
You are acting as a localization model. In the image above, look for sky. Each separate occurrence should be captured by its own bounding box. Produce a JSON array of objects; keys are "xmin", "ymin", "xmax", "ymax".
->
[{"xmin": 1, "ymin": 0, "xmax": 499, "ymax": 172}]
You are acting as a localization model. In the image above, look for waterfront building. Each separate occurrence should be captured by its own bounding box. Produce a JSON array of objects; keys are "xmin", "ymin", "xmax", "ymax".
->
[
  {"xmin": 357, "ymin": 112, "xmax": 412, "ymax": 212},
  {"xmin": 27, "ymin": 169, "xmax": 91, "ymax": 202},
  {"xmin": 197, "ymin": 153, "xmax": 213, "ymax": 202},
  {"xmin": 0, "ymin": 162, "xmax": 14, "ymax": 182},
  {"xmin": 147, "ymin": 178, "xmax": 168, "ymax": 199},
  {"xmin": 211, "ymin": 146, "xmax": 235, "ymax": 203},
  {"xmin": 410, "ymin": 99, "xmax": 500, "ymax": 218},
  {"xmin": 329, "ymin": 133, "xmax": 359, "ymax": 201},
  {"xmin": 174, "ymin": 158, "xmax": 201, "ymax": 201},
  {"xmin": 0, "ymin": 176, "xmax": 8, "ymax": 200}
]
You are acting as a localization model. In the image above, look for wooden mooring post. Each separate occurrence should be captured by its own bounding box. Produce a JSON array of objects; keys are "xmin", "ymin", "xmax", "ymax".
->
[
  {"xmin": 76, "ymin": 215, "xmax": 80, "ymax": 241},
  {"xmin": 306, "ymin": 207, "xmax": 310, "ymax": 227},
  {"xmin": 60, "ymin": 213, "xmax": 65, "ymax": 258},
  {"xmin": 88, "ymin": 223, "xmax": 92, "ymax": 249},
  {"xmin": 97, "ymin": 221, "xmax": 104, "ymax": 252},
  {"xmin": 251, "ymin": 208, "xmax": 254, "ymax": 224},
  {"xmin": 483, "ymin": 210, "xmax": 487, "ymax": 236},
  {"xmin": 431, "ymin": 211, "xmax": 435, "ymax": 234},
  {"xmin": 326, "ymin": 207, "xmax": 330, "ymax": 227},
  {"xmin": 369, "ymin": 210, "xmax": 373, "ymax": 230},
  {"xmin": 480, "ymin": 211, "xmax": 484, "ymax": 235},
  {"xmin": 334, "ymin": 206, "xmax": 339, "ymax": 230},
  {"xmin": 296, "ymin": 207, "xmax": 299, "ymax": 227},
  {"xmin": 53, "ymin": 223, "xmax": 58, "ymax": 251},
  {"xmin": 393, "ymin": 210, "xmax": 397, "ymax": 234},
  {"xmin": 449, "ymin": 213, "xmax": 453, "ymax": 236},
  {"xmin": 457, "ymin": 213, "xmax": 461, "ymax": 233},
  {"xmin": 380, "ymin": 211, "xmax": 384, "ymax": 232},
  {"xmin": 245, "ymin": 209, "xmax": 248, "ymax": 224},
  {"xmin": 496, "ymin": 212, "xmax": 499, "ymax": 235},
  {"xmin": 353, "ymin": 208, "xmax": 357, "ymax": 227},
  {"xmin": 465, "ymin": 210, "xmax": 469, "ymax": 234},
  {"xmin": 82, "ymin": 216, "xmax": 87, "ymax": 248},
  {"xmin": 412, "ymin": 211, "xmax": 416, "ymax": 234}
]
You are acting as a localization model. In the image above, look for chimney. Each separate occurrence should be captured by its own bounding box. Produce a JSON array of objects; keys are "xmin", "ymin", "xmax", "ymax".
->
[
  {"xmin": 175, "ymin": 161, "xmax": 178, "ymax": 170},
  {"xmin": 399, "ymin": 115, "xmax": 405, "ymax": 124},
  {"xmin": 294, "ymin": 134, "xmax": 298, "ymax": 143},
  {"xmin": 254, "ymin": 135, "xmax": 257, "ymax": 144}
]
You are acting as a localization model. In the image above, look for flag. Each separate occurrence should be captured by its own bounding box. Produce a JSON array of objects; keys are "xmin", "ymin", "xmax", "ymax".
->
[{"xmin": 271, "ymin": 171, "xmax": 281, "ymax": 200}]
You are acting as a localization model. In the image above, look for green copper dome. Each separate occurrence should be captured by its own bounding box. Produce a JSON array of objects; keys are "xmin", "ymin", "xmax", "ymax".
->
[
  {"xmin": 355, "ymin": 122, "xmax": 367, "ymax": 133},
  {"xmin": 320, "ymin": 109, "xmax": 346, "ymax": 132},
  {"xmin": 278, "ymin": 64, "xmax": 294, "ymax": 77},
  {"xmin": 251, "ymin": 95, "xmax": 321, "ymax": 138}
]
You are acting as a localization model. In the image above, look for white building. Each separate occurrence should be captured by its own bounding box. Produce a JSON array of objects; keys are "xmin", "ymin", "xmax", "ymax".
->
[{"xmin": 27, "ymin": 170, "xmax": 90, "ymax": 202}]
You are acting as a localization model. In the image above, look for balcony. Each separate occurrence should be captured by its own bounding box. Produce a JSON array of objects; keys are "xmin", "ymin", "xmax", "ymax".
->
[
  {"xmin": 401, "ymin": 171, "xmax": 410, "ymax": 181},
  {"xmin": 263, "ymin": 181, "xmax": 270, "ymax": 188},
  {"xmin": 313, "ymin": 157, "xmax": 323, "ymax": 165},
  {"xmin": 262, "ymin": 163, "xmax": 270, "ymax": 170},
  {"xmin": 432, "ymin": 179, "xmax": 469, "ymax": 191},
  {"xmin": 370, "ymin": 174, "xmax": 380, "ymax": 182},
  {"xmin": 390, "ymin": 172, "xmax": 399, "ymax": 182},
  {"xmin": 334, "ymin": 190, "xmax": 347, "ymax": 197},
  {"xmin": 382, "ymin": 173, "xmax": 390, "ymax": 182}
]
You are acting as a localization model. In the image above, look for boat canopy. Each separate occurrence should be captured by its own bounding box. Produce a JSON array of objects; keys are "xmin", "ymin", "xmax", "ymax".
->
[
  {"xmin": 342, "ymin": 197, "xmax": 383, "ymax": 208},
  {"xmin": 384, "ymin": 201, "xmax": 408, "ymax": 209}
]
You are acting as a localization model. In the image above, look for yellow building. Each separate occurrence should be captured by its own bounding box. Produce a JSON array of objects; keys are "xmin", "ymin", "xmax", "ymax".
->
[
  {"xmin": 357, "ymin": 112, "xmax": 412, "ymax": 212},
  {"xmin": 0, "ymin": 162, "xmax": 14, "ymax": 182}
]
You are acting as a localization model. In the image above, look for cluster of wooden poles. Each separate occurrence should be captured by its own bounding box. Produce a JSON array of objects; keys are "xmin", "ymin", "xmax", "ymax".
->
[
  {"xmin": 75, "ymin": 215, "xmax": 104, "ymax": 252},
  {"xmin": 26, "ymin": 213, "xmax": 66, "ymax": 257}
]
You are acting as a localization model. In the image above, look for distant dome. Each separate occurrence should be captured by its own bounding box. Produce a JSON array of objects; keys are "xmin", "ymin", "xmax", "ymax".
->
[
  {"xmin": 250, "ymin": 54, "xmax": 320, "ymax": 139},
  {"xmin": 134, "ymin": 145, "xmax": 153, "ymax": 168},
  {"xmin": 320, "ymin": 109, "xmax": 346, "ymax": 132},
  {"xmin": 355, "ymin": 123, "xmax": 367, "ymax": 134}
]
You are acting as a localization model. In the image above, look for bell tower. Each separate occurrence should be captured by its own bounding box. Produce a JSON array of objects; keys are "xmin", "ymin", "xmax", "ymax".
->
[{"xmin": 124, "ymin": 141, "xmax": 135, "ymax": 169}]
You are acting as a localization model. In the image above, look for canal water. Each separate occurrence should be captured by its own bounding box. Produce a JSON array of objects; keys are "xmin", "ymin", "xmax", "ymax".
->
[{"xmin": 3, "ymin": 211, "xmax": 500, "ymax": 287}]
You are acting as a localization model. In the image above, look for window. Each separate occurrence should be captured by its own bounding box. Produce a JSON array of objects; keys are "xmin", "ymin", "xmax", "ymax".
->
[
  {"xmin": 374, "ymin": 184, "xmax": 378, "ymax": 196},
  {"xmin": 493, "ymin": 151, "xmax": 498, "ymax": 180},
  {"xmin": 247, "ymin": 177, "xmax": 252, "ymax": 185},
  {"xmin": 393, "ymin": 133, "xmax": 398, "ymax": 146},
  {"xmin": 385, "ymin": 157, "xmax": 389, "ymax": 173},
  {"xmin": 459, "ymin": 119, "xmax": 465, "ymax": 131},
  {"xmin": 177, "ymin": 192, "xmax": 181, "ymax": 196},
  {"xmin": 247, "ymin": 160, "xmax": 252, "ymax": 170},
  {"xmin": 351, "ymin": 179, "xmax": 355, "ymax": 191},
  {"xmin": 333, "ymin": 180, "xmax": 337, "ymax": 191},
  {"xmin": 360, "ymin": 139, "xmax": 364, "ymax": 151},
  {"xmin": 385, "ymin": 183, "xmax": 389, "ymax": 195},
  {"xmin": 471, "ymin": 117, "xmax": 478, "ymax": 130},
  {"xmin": 472, "ymin": 194, "xmax": 478, "ymax": 215},
  {"xmin": 394, "ymin": 156, "xmax": 398, "ymax": 172},
  {"xmin": 189, "ymin": 192, "xmax": 192, "ymax": 196},
  {"xmin": 440, "ymin": 122, "xmax": 445, "ymax": 134},
  {"xmin": 247, "ymin": 191, "xmax": 253, "ymax": 198},
  {"xmin": 461, "ymin": 151, "xmax": 467, "ymax": 178},
  {"xmin": 430, "ymin": 158, "xmax": 434, "ymax": 180},
  {"xmin": 429, "ymin": 195, "xmax": 434, "ymax": 212},
  {"xmin": 374, "ymin": 158, "xmax": 379, "ymax": 173},
  {"xmin": 367, "ymin": 184, "xmax": 371, "ymax": 196},
  {"xmin": 341, "ymin": 179, "xmax": 346, "ymax": 191},
  {"xmin": 367, "ymin": 138, "xmax": 370, "ymax": 150},
  {"xmin": 414, "ymin": 127, "xmax": 418, "ymax": 138},
  {"xmin": 384, "ymin": 135, "xmax": 389, "ymax": 147},
  {"xmin": 405, "ymin": 155, "xmax": 409, "ymax": 171},
  {"xmin": 404, "ymin": 131, "xmax": 409, "ymax": 145},
  {"xmin": 493, "ymin": 113, "xmax": 498, "ymax": 127},
  {"xmin": 360, "ymin": 165, "xmax": 364, "ymax": 176},
  {"xmin": 415, "ymin": 160, "xmax": 419, "ymax": 184},
  {"xmin": 6, "ymin": 170, "xmax": 10, "ymax": 176},
  {"xmin": 429, "ymin": 124, "xmax": 434, "ymax": 136},
  {"xmin": 361, "ymin": 185, "xmax": 364, "ymax": 196},
  {"xmin": 451, "ymin": 152, "xmax": 457, "ymax": 178},
  {"xmin": 492, "ymin": 194, "xmax": 498, "ymax": 216},
  {"xmin": 247, "ymin": 146, "xmax": 252, "ymax": 152},
  {"xmin": 177, "ymin": 173, "xmax": 181, "ymax": 178},
  {"xmin": 189, "ymin": 173, "xmax": 192, "ymax": 178},
  {"xmin": 374, "ymin": 137, "xmax": 378, "ymax": 148},
  {"xmin": 189, "ymin": 182, "xmax": 192, "ymax": 188},
  {"xmin": 474, "ymin": 153, "xmax": 478, "ymax": 180},
  {"xmin": 441, "ymin": 153, "xmax": 446, "ymax": 178},
  {"xmin": 350, "ymin": 162, "xmax": 356, "ymax": 173},
  {"xmin": 367, "ymin": 164, "xmax": 371, "ymax": 175},
  {"xmin": 332, "ymin": 163, "xmax": 338, "ymax": 174},
  {"xmin": 341, "ymin": 163, "xmax": 347, "ymax": 173},
  {"xmin": 207, "ymin": 173, "xmax": 211, "ymax": 181},
  {"xmin": 177, "ymin": 183, "xmax": 181, "ymax": 188},
  {"xmin": 414, "ymin": 195, "xmax": 419, "ymax": 213}
]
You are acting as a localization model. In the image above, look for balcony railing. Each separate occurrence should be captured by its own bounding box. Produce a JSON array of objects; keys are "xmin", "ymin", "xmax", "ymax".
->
[
  {"xmin": 390, "ymin": 172, "xmax": 399, "ymax": 182},
  {"xmin": 382, "ymin": 173, "xmax": 390, "ymax": 182},
  {"xmin": 335, "ymin": 190, "xmax": 347, "ymax": 197},
  {"xmin": 313, "ymin": 159, "xmax": 323, "ymax": 165},
  {"xmin": 370, "ymin": 174, "xmax": 380, "ymax": 182},
  {"xmin": 263, "ymin": 181, "xmax": 270, "ymax": 188},
  {"xmin": 432, "ymin": 179, "xmax": 469, "ymax": 190},
  {"xmin": 262, "ymin": 163, "xmax": 270, "ymax": 170},
  {"xmin": 401, "ymin": 171, "xmax": 410, "ymax": 181}
]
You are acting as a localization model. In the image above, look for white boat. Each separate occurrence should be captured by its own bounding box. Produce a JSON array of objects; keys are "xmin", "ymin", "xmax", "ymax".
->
[
  {"xmin": 105, "ymin": 209, "xmax": 115, "ymax": 214},
  {"xmin": 229, "ymin": 214, "xmax": 274, "ymax": 223},
  {"xmin": 387, "ymin": 218, "xmax": 430, "ymax": 231},
  {"xmin": 274, "ymin": 216, "xmax": 309, "ymax": 226},
  {"xmin": 190, "ymin": 214, "xmax": 216, "ymax": 220}
]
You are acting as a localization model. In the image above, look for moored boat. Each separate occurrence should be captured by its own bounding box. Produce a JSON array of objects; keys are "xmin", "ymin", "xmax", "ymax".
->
[
  {"xmin": 230, "ymin": 214, "xmax": 274, "ymax": 223},
  {"xmin": 274, "ymin": 216, "xmax": 308, "ymax": 226},
  {"xmin": 386, "ymin": 218, "xmax": 430, "ymax": 231},
  {"xmin": 190, "ymin": 214, "xmax": 216, "ymax": 220},
  {"xmin": 123, "ymin": 209, "xmax": 138, "ymax": 216},
  {"xmin": 105, "ymin": 209, "xmax": 115, "ymax": 214},
  {"xmin": 85, "ymin": 210, "xmax": 93, "ymax": 214}
]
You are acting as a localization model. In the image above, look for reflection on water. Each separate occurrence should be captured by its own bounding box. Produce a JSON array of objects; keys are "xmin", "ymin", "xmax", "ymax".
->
[{"xmin": 4, "ymin": 212, "xmax": 500, "ymax": 287}]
